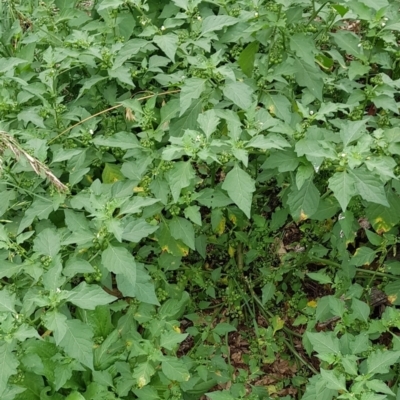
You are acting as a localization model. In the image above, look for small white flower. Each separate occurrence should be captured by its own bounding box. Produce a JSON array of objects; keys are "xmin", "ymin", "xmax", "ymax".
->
[
  {"xmin": 195, "ymin": 135, "xmax": 202, "ymax": 142},
  {"xmin": 358, "ymin": 43, "xmax": 362, "ymax": 47},
  {"xmin": 254, "ymin": 12, "xmax": 259, "ymax": 17},
  {"xmin": 384, "ymin": 17, "xmax": 389, "ymax": 21},
  {"xmin": 309, "ymin": 110, "xmax": 314, "ymax": 115},
  {"xmin": 181, "ymin": 75, "xmax": 185, "ymax": 80},
  {"xmin": 381, "ymin": 22, "xmax": 386, "ymax": 27},
  {"xmin": 56, "ymin": 288, "xmax": 61, "ymax": 293},
  {"xmin": 197, "ymin": 16, "xmax": 202, "ymax": 21},
  {"xmin": 141, "ymin": 21, "xmax": 146, "ymax": 26},
  {"xmin": 161, "ymin": 25, "xmax": 165, "ymax": 31},
  {"xmin": 341, "ymin": 153, "xmax": 346, "ymax": 157},
  {"xmin": 89, "ymin": 129, "xmax": 94, "ymax": 135}
]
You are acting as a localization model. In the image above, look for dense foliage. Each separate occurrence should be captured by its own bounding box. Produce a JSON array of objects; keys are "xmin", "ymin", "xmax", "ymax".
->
[{"xmin": 1, "ymin": 0, "xmax": 400, "ymax": 398}]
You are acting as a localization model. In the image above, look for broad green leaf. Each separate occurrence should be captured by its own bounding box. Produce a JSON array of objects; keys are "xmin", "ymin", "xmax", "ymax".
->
[
  {"xmin": 132, "ymin": 360, "xmax": 156, "ymax": 388},
  {"xmin": 206, "ymin": 392, "xmax": 235, "ymax": 400},
  {"xmin": 294, "ymin": 58, "xmax": 323, "ymax": 100},
  {"xmin": 160, "ymin": 331, "xmax": 188, "ymax": 351},
  {"xmin": 263, "ymin": 149, "xmax": 299, "ymax": 172},
  {"xmin": 350, "ymin": 247, "xmax": 376, "ymax": 267},
  {"xmin": 170, "ymin": 217, "xmax": 195, "ymax": 250},
  {"xmin": 0, "ymin": 342, "xmax": 19, "ymax": 396},
  {"xmin": 295, "ymin": 139, "xmax": 337, "ymax": 159},
  {"xmin": 287, "ymin": 178, "xmax": 320, "ymax": 221},
  {"xmin": 102, "ymin": 163, "xmax": 124, "ymax": 184},
  {"xmin": 351, "ymin": 298, "xmax": 370, "ymax": 323},
  {"xmin": 340, "ymin": 119, "xmax": 367, "ymax": 147},
  {"xmin": 350, "ymin": 168, "xmax": 389, "ymax": 206},
  {"xmin": 332, "ymin": 30, "xmax": 366, "ymax": 61},
  {"xmin": 97, "ymin": 0, "xmax": 125, "ymax": 11},
  {"xmin": 262, "ymin": 94, "xmax": 292, "ymax": 122},
  {"xmin": 93, "ymin": 132, "xmax": 141, "ymax": 149},
  {"xmin": 200, "ymin": 15, "xmax": 238, "ymax": 36},
  {"xmin": 121, "ymin": 218, "xmax": 159, "ymax": 242},
  {"xmin": 367, "ymin": 349, "xmax": 400, "ymax": 376},
  {"xmin": 42, "ymin": 310, "xmax": 68, "ymax": 345},
  {"xmin": 197, "ymin": 110, "xmax": 220, "ymax": 139},
  {"xmin": 320, "ymin": 369, "xmax": 347, "ymax": 392},
  {"xmin": 166, "ymin": 161, "xmax": 195, "ymax": 202},
  {"xmin": 59, "ymin": 319, "xmax": 94, "ymax": 370},
  {"xmin": 238, "ymin": 41, "xmax": 259, "ymax": 77},
  {"xmin": 290, "ymin": 33, "xmax": 317, "ymax": 65},
  {"xmin": 102, "ymin": 246, "xmax": 136, "ymax": 289},
  {"xmin": 328, "ymin": 171, "xmax": 357, "ymax": 211},
  {"xmin": 0, "ymin": 289, "xmax": 16, "ymax": 313},
  {"xmin": 33, "ymin": 228, "xmax": 60, "ymax": 258},
  {"xmin": 184, "ymin": 205, "xmax": 202, "ymax": 226},
  {"xmin": 261, "ymin": 282, "xmax": 275, "ymax": 304},
  {"xmin": 179, "ymin": 78, "xmax": 206, "ymax": 116},
  {"xmin": 366, "ymin": 379, "xmax": 395, "ymax": 396},
  {"xmin": 0, "ymin": 262, "xmax": 23, "ymax": 279},
  {"xmin": 161, "ymin": 357, "xmax": 190, "ymax": 382},
  {"xmin": 306, "ymin": 332, "xmax": 341, "ymax": 355},
  {"xmin": 18, "ymin": 198, "xmax": 56, "ymax": 234},
  {"xmin": 223, "ymin": 81, "xmax": 254, "ymax": 110},
  {"xmin": 119, "ymin": 197, "xmax": 160, "ymax": 215},
  {"xmin": 68, "ymin": 282, "xmax": 116, "ymax": 310},
  {"xmin": 213, "ymin": 323, "xmax": 236, "ymax": 336},
  {"xmin": 63, "ymin": 259, "xmax": 95, "ymax": 278},
  {"xmin": 222, "ymin": 165, "xmax": 256, "ymax": 218},
  {"xmin": 153, "ymin": 34, "xmax": 178, "ymax": 62},
  {"xmin": 157, "ymin": 222, "xmax": 189, "ymax": 257},
  {"xmin": 65, "ymin": 392, "xmax": 86, "ymax": 400},
  {"xmin": 246, "ymin": 133, "xmax": 290, "ymax": 151}
]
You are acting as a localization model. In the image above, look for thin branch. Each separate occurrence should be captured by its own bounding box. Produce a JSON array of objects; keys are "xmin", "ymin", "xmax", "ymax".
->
[{"xmin": 48, "ymin": 89, "xmax": 181, "ymax": 144}]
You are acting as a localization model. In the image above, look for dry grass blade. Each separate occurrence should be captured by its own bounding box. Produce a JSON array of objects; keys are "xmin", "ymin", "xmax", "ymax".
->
[{"xmin": 0, "ymin": 131, "xmax": 68, "ymax": 192}]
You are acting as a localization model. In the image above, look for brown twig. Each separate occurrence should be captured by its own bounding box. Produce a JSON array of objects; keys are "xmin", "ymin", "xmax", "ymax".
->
[
  {"xmin": 0, "ymin": 131, "xmax": 68, "ymax": 192},
  {"xmin": 48, "ymin": 89, "xmax": 181, "ymax": 144}
]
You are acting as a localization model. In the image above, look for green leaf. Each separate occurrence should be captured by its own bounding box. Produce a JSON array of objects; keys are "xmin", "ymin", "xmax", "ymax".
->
[
  {"xmin": 157, "ymin": 222, "xmax": 189, "ymax": 257},
  {"xmin": 287, "ymin": 178, "xmax": 320, "ymax": 221},
  {"xmin": 366, "ymin": 379, "xmax": 395, "ymax": 396},
  {"xmin": 65, "ymin": 392, "xmax": 86, "ymax": 400},
  {"xmin": 200, "ymin": 15, "xmax": 238, "ymax": 36},
  {"xmin": 350, "ymin": 247, "xmax": 376, "ymax": 267},
  {"xmin": 197, "ymin": 110, "xmax": 220, "ymax": 139},
  {"xmin": 294, "ymin": 58, "xmax": 323, "ymax": 100},
  {"xmin": 59, "ymin": 319, "xmax": 94, "ymax": 370},
  {"xmin": 328, "ymin": 171, "xmax": 357, "ymax": 211},
  {"xmin": 246, "ymin": 133, "xmax": 291, "ymax": 151},
  {"xmin": 68, "ymin": 282, "xmax": 116, "ymax": 310},
  {"xmin": 367, "ymin": 349, "xmax": 400, "ymax": 376},
  {"xmin": 97, "ymin": 0, "xmax": 125, "ymax": 11},
  {"xmin": 42, "ymin": 310, "xmax": 68, "ymax": 345},
  {"xmin": 161, "ymin": 357, "xmax": 190, "ymax": 382},
  {"xmin": 238, "ymin": 41, "xmax": 259, "ymax": 77},
  {"xmin": 351, "ymin": 298, "xmax": 370, "ymax": 323},
  {"xmin": 166, "ymin": 161, "xmax": 195, "ymax": 202},
  {"xmin": 306, "ymin": 332, "xmax": 341, "ymax": 355},
  {"xmin": 119, "ymin": 197, "xmax": 160, "ymax": 215},
  {"xmin": 0, "ymin": 342, "xmax": 19, "ymax": 396},
  {"xmin": 160, "ymin": 331, "xmax": 188, "ymax": 351},
  {"xmin": 33, "ymin": 228, "xmax": 60, "ymax": 258},
  {"xmin": 0, "ymin": 288, "xmax": 16, "ymax": 313},
  {"xmin": 102, "ymin": 246, "xmax": 136, "ymax": 293},
  {"xmin": 332, "ymin": 30, "xmax": 366, "ymax": 61},
  {"xmin": 121, "ymin": 218, "xmax": 159, "ymax": 242},
  {"xmin": 170, "ymin": 217, "xmax": 195, "ymax": 250},
  {"xmin": 261, "ymin": 282, "xmax": 276, "ymax": 304},
  {"xmin": 222, "ymin": 165, "xmax": 256, "ymax": 218},
  {"xmin": 350, "ymin": 168, "xmax": 389, "ymax": 207},
  {"xmin": 223, "ymin": 81, "xmax": 254, "ymax": 110},
  {"xmin": 213, "ymin": 323, "xmax": 236, "ymax": 336},
  {"xmin": 102, "ymin": 163, "xmax": 124, "ymax": 184},
  {"xmin": 320, "ymin": 369, "xmax": 347, "ymax": 392},
  {"xmin": 153, "ymin": 34, "xmax": 178, "ymax": 62},
  {"xmin": 206, "ymin": 392, "xmax": 235, "ymax": 400},
  {"xmin": 93, "ymin": 132, "xmax": 141, "ymax": 149},
  {"xmin": 184, "ymin": 205, "xmax": 202, "ymax": 226},
  {"xmin": 179, "ymin": 78, "xmax": 206, "ymax": 116},
  {"xmin": 290, "ymin": 33, "xmax": 317, "ymax": 65}
]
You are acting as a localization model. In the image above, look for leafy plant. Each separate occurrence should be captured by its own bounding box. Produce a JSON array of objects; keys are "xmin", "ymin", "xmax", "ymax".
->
[{"xmin": 1, "ymin": 0, "xmax": 400, "ymax": 398}]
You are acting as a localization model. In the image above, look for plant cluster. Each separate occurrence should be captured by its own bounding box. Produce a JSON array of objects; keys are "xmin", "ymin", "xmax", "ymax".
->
[{"xmin": 1, "ymin": 0, "xmax": 400, "ymax": 399}]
